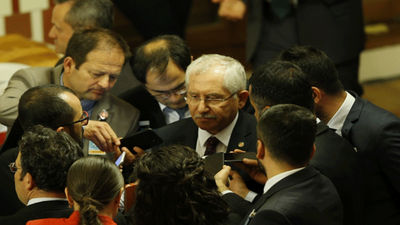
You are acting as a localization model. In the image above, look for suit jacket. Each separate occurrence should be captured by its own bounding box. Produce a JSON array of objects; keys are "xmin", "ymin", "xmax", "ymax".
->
[
  {"xmin": 0, "ymin": 65, "xmax": 140, "ymax": 157},
  {"xmin": 0, "ymin": 147, "xmax": 24, "ymax": 216},
  {"xmin": 119, "ymin": 84, "xmax": 255, "ymax": 130},
  {"xmin": 312, "ymin": 121, "xmax": 364, "ymax": 225},
  {"xmin": 245, "ymin": 0, "xmax": 365, "ymax": 64},
  {"xmin": 156, "ymin": 110, "xmax": 263, "ymax": 193},
  {"xmin": 0, "ymin": 200, "xmax": 73, "ymax": 225},
  {"xmin": 224, "ymin": 166, "xmax": 343, "ymax": 225},
  {"xmin": 342, "ymin": 91, "xmax": 400, "ymax": 225}
]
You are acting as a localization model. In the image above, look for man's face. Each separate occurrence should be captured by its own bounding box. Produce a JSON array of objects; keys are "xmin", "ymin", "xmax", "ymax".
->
[
  {"xmin": 187, "ymin": 67, "xmax": 240, "ymax": 135},
  {"xmin": 48, "ymin": 1, "xmax": 74, "ymax": 54},
  {"xmin": 59, "ymin": 91, "xmax": 84, "ymax": 147},
  {"xmin": 63, "ymin": 48, "xmax": 125, "ymax": 101},
  {"xmin": 14, "ymin": 152, "xmax": 28, "ymax": 205},
  {"xmin": 145, "ymin": 60, "xmax": 187, "ymax": 109}
]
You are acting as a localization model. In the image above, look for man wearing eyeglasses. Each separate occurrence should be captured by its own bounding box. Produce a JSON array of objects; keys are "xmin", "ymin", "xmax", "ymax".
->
[
  {"xmin": 119, "ymin": 35, "xmax": 192, "ymax": 130},
  {"xmin": 155, "ymin": 54, "xmax": 262, "ymax": 193},
  {"xmin": 0, "ymin": 28, "xmax": 140, "ymax": 158},
  {"xmin": 0, "ymin": 84, "xmax": 86, "ymax": 216}
]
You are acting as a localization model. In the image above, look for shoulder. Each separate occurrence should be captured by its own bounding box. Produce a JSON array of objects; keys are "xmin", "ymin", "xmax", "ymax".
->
[{"xmin": 104, "ymin": 93, "xmax": 140, "ymax": 114}]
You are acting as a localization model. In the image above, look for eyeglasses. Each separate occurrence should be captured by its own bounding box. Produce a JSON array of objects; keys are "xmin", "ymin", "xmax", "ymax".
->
[
  {"xmin": 9, "ymin": 162, "xmax": 21, "ymax": 173},
  {"xmin": 185, "ymin": 92, "xmax": 237, "ymax": 106},
  {"xmin": 61, "ymin": 111, "xmax": 89, "ymax": 127},
  {"xmin": 146, "ymin": 82, "xmax": 187, "ymax": 100}
]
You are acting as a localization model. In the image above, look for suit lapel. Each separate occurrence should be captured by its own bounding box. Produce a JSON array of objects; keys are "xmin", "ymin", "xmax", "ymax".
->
[
  {"xmin": 227, "ymin": 111, "xmax": 256, "ymax": 152},
  {"xmin": 182, "ymin": 119, "xmax": 198, "ymax": 149},
  {"xmin": 342, "ymin": 91, "xmax": 363, "ymax": 140}
]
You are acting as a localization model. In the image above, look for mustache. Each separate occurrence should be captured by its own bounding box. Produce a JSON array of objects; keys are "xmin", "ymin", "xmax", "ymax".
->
[{"xmin": 195, "ymin": 114, "xmax": 217, "ymax": 119}]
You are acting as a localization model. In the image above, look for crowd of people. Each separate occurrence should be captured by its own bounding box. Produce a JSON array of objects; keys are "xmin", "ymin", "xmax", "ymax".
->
[{"xmin": 0, "ymin": 0, "xmax": 399, "ymax": 225}]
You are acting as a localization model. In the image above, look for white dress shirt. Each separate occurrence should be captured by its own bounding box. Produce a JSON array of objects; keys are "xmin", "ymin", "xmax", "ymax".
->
[
  {"xmin": 327, "ymin": 91, "xmax": 355, "ymax": 137},
  {"xmin": 196, "ymin": 112, "xmax": 239, "ymax": 156}
]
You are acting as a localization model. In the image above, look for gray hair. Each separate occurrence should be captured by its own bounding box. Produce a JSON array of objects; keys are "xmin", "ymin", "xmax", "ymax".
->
[
  {"xmin": 185, "ymin": 54, "xmax": 246, "ymax": 95},
  {"xmin": 54, "ymin": 0, "xmax": 114, "ymax": 30}
]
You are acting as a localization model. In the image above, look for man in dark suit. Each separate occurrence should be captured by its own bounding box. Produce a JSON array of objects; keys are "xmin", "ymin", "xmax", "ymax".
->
[
  {"xmin": 277, "ymin": 46, "xmax": 400, "ymax": 225},
  {"xmin": 119, "ymin": 35, "xmax": 192, "ymax": 130},
  {"xmin": 247, "ymin": 61, "xmax": 363, "ymax": 225},
  {"xmin": 213, "ymin": 0, "xmax": 365, "ymax": 95},
  {"xmin": 0, "ymin": 85, "xmax": 85, "ymax": 216},
  {"xmin": 215, "ymin": 104, "xmax": 343, "ymax": 225},
  {"xmin": 156, "ymin": 54, "xmax": 261, "ymax": 192},
  {"xmin": 0, "ymin": 125, "xmax": 83, "ymax": 224}
]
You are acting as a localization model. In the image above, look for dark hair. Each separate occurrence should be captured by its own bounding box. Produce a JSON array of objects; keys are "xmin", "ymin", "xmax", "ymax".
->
[
  {"xmin": 249, "ymin": 61, "xmax": 314, "ymax": 113},
  {"xmin": 54, "ymin": 0, "xmax": 114, "ymax": 30},
  {"xmin": 132, "ymin": 145, "xmax": 230, "ymax": 225},
  {"xmin": 131, "ymin": 35, "xmax": 191, "ymax": 84},
  {"xmin": 276, "ymin": 46, "xmax": 344, "ymax": 95},
  {"xmin": 18, "ymin": 84, "xmax": 76, "ymax": 131},
  {"xmin": 65, "ymin": 28, "xmax": 131, "ymax": 69},
  {"xmin": 67, "ymin": 156, "xmax": 124, "ymax": 225},
  {"xmin": 257, "ymin": 104, "xmax": 317, "ymax": 167},
  {"xmin": 18, "ymin": 125, "xmax": 83, "ymax": 193}
]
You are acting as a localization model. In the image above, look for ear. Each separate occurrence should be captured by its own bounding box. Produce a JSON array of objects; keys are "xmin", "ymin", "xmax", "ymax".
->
[
  {"xmin": 112, "ymin": 187, "xmax": 124, "ymax": 216},
  {"xmin": 56, "ymin": 126, "xmax": 65, "ymax": 132},
  {"xmin": 237, "ymin": 90, "xmax": 249, "ymax": 109},
  {"xmin": 256, "ymin": 140, "xmax": 265, "ymax": 160},
  {"xmin": 309, "ymin": 143, "xmax": 316, "ymax": 160},
  {"xmin": 190, "ymin": 55, "xmax": 194, "ymax": 62},
  {"xmin": 24, "ymin": 173, "xmax": 36, "ymax": 191},
  {"xmin": 312, "ymin": 87, "xmax": 323, "ymax": 104},
  {"xmin": 65, "ymin": 187, "xmax": 74, "ymax": 207},
  {"xmin": 63, "ymin": 57, "xmax": 75, "ymax": 75}
]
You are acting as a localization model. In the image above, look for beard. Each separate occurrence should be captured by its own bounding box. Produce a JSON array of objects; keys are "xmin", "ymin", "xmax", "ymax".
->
[{"xmin": 257, "ymin": 159, "xmax": 267, "ymax": 177}]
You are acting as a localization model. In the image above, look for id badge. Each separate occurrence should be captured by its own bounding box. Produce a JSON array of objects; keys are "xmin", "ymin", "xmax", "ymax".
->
[{"xmin": 88, "ymin": 141, "xmax": 106, "ymax": 155}]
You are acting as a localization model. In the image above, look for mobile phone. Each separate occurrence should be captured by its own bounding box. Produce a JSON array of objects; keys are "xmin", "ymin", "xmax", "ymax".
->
[
  {"xmin": 204, "ymin": 152, "xmax": 224, "ymax": 176},
  {"xmin": 120, "ymin": 128, "xmax": 163, "ymax": 153},
  {"xmin": 224, "ymin": 152, "xmax": 257, "ymax": 162},
  {"xmin": 115, "ymin": 151, "xmax": 126, "ymax": 167}
]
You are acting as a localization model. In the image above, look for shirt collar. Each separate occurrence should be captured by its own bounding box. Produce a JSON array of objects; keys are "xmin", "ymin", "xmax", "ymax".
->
[
  {"xmin": 198, "ymin": 112, "xmax": 239, "ymax": 148},
  {"xmin": 263, "ymin": 167, "xmax": 305, "ymax": 194},
  {"xmin": 327, "ymin": 91, "xmax": 355, "ymax": 136},
  {"xmin": 27, "ymin": 197, "xmax": 68, "ymax": 206}
]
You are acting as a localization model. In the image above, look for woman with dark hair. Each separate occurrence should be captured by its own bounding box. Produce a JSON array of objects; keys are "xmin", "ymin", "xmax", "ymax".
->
[
  {"xmin": 27, "ymin": 156, "xmax": 124, "ymax": 225},
  {"xmin": 131, "ymin": 144, "xmax": 231, "ymax": 225}
]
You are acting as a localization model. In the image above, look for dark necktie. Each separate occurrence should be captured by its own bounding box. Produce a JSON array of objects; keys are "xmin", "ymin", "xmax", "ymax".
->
[
  {"xmin": 269, "ymin": 0, "xmax": 291, "ymax": 20},
  {"xmin": 204, "ymin": 136, "xmax": 219, "ymax": 156}
]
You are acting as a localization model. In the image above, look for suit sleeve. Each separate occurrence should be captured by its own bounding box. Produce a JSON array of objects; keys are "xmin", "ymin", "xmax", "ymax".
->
[
  {"xmin": 0, "ymin": 69, "xmax": 37, "ymax": 126},
  {"xmin": 223, "ymin": 193, "xmax": 254, "ymax": 218},
  {"xmin": 376, "ymin": 119, "xmax": 400, "ymax": 193},
  {"xmin": 249, "ymin": 209, "xmax": 292, "ymax": 225}
]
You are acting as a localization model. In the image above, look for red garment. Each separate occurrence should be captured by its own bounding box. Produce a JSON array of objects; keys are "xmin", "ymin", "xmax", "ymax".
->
[{"xmin": 27, "ymin": 210, "xmax": 117, "ymax": 225}]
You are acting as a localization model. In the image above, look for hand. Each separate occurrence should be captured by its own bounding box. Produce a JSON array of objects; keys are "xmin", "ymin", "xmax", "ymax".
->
[
  {"xmin": 84, "ymin": 120, "xmax": 120, "ymax": 153},
  {"xmin": 114, "ymin": 146, "xmax": 146, "ymax": 166},
  {"xmin": 228, "ymin": 170, "xmax": 250, "ymax": 198},
  {"xmin": 212, "ymin": 0, "xmax": 246, "ymax": 21},
  {"xmin": 214, "ymin": 165, "xmax": 232, "ymax": 192},
  {"xmin": 234, "ymin": 158, "xmax": 268, "ymax": 185}
]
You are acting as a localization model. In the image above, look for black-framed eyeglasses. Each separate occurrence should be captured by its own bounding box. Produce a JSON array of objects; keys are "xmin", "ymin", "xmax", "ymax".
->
[
  {"xmin": 60, "ymin": 111, "xmax": 89, "ymax": 127},
  {"xmin": 145, "ymin": 82, "xmax": 187, "ymax": 100},
  {"xmin": 184, "ymin": 92, "xmax": 237, "ymax": 106},
  {"xmin": 9, "ymin": 162, "xmax": 21, "ymax": 173}
]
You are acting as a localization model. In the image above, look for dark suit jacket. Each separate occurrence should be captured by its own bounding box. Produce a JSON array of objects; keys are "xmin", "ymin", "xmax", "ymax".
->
[
  {"xmin": 0, "ymin": 200, "xmax": 73, "ymax": 225},
  {"xmin": 119, "ymin": 85, "xmax": 255, "ymax": 130},
  {"xmin": 224, "ymin": 166, "xmax": 343, "ymax": 225},
  {"xmin": 312, "ymin": 121, "xmax": 364, "ymax": 225},
  {"xmin": 245, "ymin": 0, "xmax": 365, "ymax": 64},
  {"xmin": 0, "ymin": 147, "xmax": 23, "ymax": 216},
  {"xmin": 155, "ymin": 110, "xmax": 262, "ymax": 193},
  {"xmin": 342, "ymin": 91, "xmax": 400, "ymax": 225}
]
